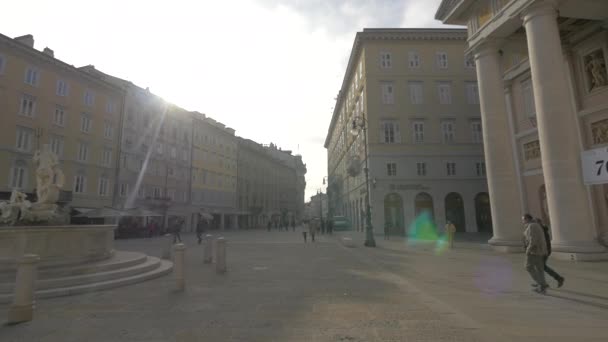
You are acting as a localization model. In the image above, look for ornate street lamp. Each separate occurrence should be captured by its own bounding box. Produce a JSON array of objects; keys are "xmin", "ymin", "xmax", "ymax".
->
[{"xmin": 350, "ymin": 114, "xmax": 376, "ymax": 247}]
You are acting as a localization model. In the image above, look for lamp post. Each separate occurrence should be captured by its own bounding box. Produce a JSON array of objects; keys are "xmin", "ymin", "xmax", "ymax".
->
[{"xmin": 350, "ymin": 114, "xmax": 376, "ymax": 247}]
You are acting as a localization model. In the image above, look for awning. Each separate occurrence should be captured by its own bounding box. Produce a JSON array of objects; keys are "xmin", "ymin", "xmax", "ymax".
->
[
  {"xmin": 198, "ymin": 212, "xmax": 213, "ymax": 220},
  {"xmin": 124, "ymin": 207, "xmax": 163, "ymax": 217},
  {"xmin": 72, "ymin": 207, "xmax": 94, "ymax": 214},
  {"xmin": 74, "ymin": 207, "xmax": 127, "ymax": 218}
]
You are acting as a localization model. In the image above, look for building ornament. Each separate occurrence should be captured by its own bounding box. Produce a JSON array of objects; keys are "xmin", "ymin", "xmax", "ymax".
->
[
  {"xmin": 523, "ymin": 140, "xmax": 541, "ymax": 161},
  {"xmin": 591, "ymin": 118, "xmax": 608, "ymax": 145},
  {"xmin": 584, "ymin": 49, "xmax": 608, "ymax": 91}
]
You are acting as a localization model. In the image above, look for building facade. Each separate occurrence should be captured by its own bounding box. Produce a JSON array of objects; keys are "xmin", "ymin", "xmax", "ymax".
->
[
  {"xmin": 236, "ymin": 139, "xmax": 306, "ymax": 228},
  {"xmin": 0, "ymin": 34, "xmax": 124, "ymax": 212},
  {"xmin": 191, "ymin": 112, "xmax": 238, "ymax": 230},
  {"xmin": 436, "ymin": 0, "xmax": 608, "ymax": 259},
  {"xmin": 325, "ymin": 29, "xmax": 489, "ymax": 236}
]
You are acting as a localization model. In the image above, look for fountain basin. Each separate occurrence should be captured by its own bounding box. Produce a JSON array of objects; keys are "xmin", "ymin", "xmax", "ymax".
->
[{"xmin": 0, "ymin": 225, "xmax": 115, "ymax": 270}]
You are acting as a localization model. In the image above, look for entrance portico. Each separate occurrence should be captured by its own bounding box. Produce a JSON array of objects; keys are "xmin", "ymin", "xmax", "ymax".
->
[{"xmin": 436, "ymin": 0, "xmax": 608, "ymax": 259}]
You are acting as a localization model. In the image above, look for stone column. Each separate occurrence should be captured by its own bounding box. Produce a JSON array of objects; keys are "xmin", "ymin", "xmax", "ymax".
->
[
  {"xmin": 474, "ymin": 42, "xmax": 524, "ymax": 251},
  {"xmin": 173, "ymin": 243, "xmax": 186, "ymax": 291},
  {"xmin": 522, "ymin": 2, "xmax": 606, "ymax": 259},
  {"xmin": 8, "ymin": 254, "xmax": 40, "ymax": 324}
]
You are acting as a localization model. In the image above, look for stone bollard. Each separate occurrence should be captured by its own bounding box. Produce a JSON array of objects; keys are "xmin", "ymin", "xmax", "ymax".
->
[
  {"xmin": 8, "ymin": 254, "xmax": 40, "ymax": 324},
  {"xmin": 203, "ymin": 234, "xmax": 213, "ymax": 264},
  {"xmin": 161, "ymin": 234, "xmax": 173, "ymax": 260},
  {"xmin": 215, "ymin": 237, "xmax": 227, "ymax": 274},
  {"xmin": 173, "ymin": 243, "xmax": 186, "ymax": 291}
]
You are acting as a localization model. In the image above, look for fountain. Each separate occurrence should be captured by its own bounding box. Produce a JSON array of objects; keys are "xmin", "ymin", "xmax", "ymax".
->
[{"xmin": 0, "ymin": 145, "xmax": 172, "ymax": 303}]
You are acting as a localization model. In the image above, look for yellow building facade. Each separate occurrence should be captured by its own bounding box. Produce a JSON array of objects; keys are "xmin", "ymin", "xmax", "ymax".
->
[{"xmin": 0, "ymin": 34, "xmax": 123, "ymax": 212}]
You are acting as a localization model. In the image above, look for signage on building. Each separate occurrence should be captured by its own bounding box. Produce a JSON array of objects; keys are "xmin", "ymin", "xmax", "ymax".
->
[
  {"xmin": 581, "ymin": 146, "xmax": 608, "ymax": 184},
  {"xmin": 389, "ymin": 184, "xmax": 429, "ymax": 191}
]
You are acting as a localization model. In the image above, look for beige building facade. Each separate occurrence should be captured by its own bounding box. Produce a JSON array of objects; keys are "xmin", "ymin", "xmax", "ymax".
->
[
  {"xmin": 191, "ymin": 112, "xmax": 238, "ymax": 230},
  {"xmin": 436, "ymin": 0, "xmax": 608, "ymax": 259},
  {"xmin": 325, "ymin": 29, "xmax": 489, "ymax": 236},
  {"xmin": 0, "ymin": 34, "xmax": 124, "ymax": 213}
]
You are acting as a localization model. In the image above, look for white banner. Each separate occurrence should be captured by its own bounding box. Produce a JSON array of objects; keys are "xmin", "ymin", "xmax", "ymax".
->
[{"xmin": 581, "ymin": 146, "xmax": 608, "ymax": 185}]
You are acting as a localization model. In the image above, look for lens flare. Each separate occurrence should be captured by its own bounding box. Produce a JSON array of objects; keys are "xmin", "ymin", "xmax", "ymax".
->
[
  {"xmin": 407, "ymin": 211, "xmax": 448, "ymax": 255},
  {"xmin": 473, "ymin": 256, "xmax": 514, "ymax": 296}
]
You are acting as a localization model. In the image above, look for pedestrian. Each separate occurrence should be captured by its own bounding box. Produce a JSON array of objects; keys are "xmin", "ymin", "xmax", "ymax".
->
[
  {"xmin": 302, "ymin": 220, "xmax": 308, "ymax": 242},
  {"xmin": 267, "ymin": 220, "xmax": 271, "ymax": 232},
  {"xmin": 523, "ymin": 214, "xmax": 549, "ymax": 294},
  {"xmin": 291, "ymin": 218, "xmax": 296, "ymax": 232},
  {"xmin": 196, "ymin": 219, "xmax": 205, "ymax": 245},
  {"xmin": 310, "ymin": 218, "xmax": 318, "ymax": 242},
  {"xmin": 172, "ymin": 218, "xmax": 183, "ymax": 244},
  {"xmin": 535, "ymin": 218, "xmax": 565, "ymax": 288},
  {"xmin": 384, "ymin": 222, "xmax": 390, "ymax": 240},
  {"xmin": 445, "ymin": 220, "xmax": 456, "ymax": 249},
  {"xmin": 328, "ymin": 218, "xmax": 333, "ymax": 235}
]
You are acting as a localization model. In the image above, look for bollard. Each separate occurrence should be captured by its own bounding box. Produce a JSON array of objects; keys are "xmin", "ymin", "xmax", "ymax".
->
[
  {"xmin": 173, "ymin": 243, "xmax": 186, "ymax": 291},
  {"xmin": 8, "ymin": 254, "xmax": 40, "ymax": 324},
  {"xmin": 203, "ymin": 234, "xmax": 213, "ymax": 264},
  {"xmin": 161, "ymin": 233, "xmax": 173, "ymax": 260},
  {"xmin": 215, "ymin": 237, "xmax": 227, "ymax": 274}
]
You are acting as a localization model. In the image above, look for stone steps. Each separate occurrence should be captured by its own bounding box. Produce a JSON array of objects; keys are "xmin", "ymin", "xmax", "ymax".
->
[{"xmin": 0, "ymin": 252, "xmax": 172, "ymax": 303}]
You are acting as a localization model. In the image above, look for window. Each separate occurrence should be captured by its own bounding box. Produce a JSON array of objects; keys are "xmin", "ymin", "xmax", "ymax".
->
[
  {"xmin": 50, "ymin": 135, "xmax": 64, "ymax": 157},
  {"xmin": 103, "ymin": 122, "xmax": 113, "ymax": 139},
  {"xmin": 0, "ymin": 54, "xmax": 5, "ymax": 74},
  {"xmin": 56, "ymin": 79, "xmax": 69, "ymax": 96},
  {"xmin": 446, "ymin": 162, "xmax": 456, "ymax": 176},
  {"xmin": 98, "ymin": 177, "xmax": 109, "ymax": 197},
  {"xmin": 408, "ymin": 51, "xmax": 420, "ymax": 69},
  {"xmin": 19, "ymin": 94, "xmax": 36, "ymax": 117},
  {"xmin": 471, "ymin": 121, "xmax": 483, "ymax": 143},
  {"xmin": 77, "ymin": 143, "xmax": 88, "ymax": 162},
  {"xmin": 53, "ymin": 106, "xmax": 66, "ymax": 126},
  {"xmin": 119, "ymin": 183, "xmax": 129, "ymax": 197},
  {"xmin": 387, "ymin": 163, "xmax": 397, "ymax": 176},
  {"xmin": 171, "ymin": 147, "xmax": 176, "ymax": 159},
  {"xmin": 522, "ymin": 79, "xmax": 536, "ymax": 119},
  {"xmin": 168, "ymin": 167, "xmax": 174, "ymax": 177},
  {"xmin": 106, "ymin": 100, "xmax": 116, "ymax": 114},
  {"xmin": 10, "ymin": 164, "xmax": 27, "ymax": 189},
  {"xmin": 74, "ymin": 175, "xmax": 87, "ymax": 194},
  {"xmin": 182, "ymin": 149, "xmax": 188, "ymax": 161},
  {"xmin": 167, "ymin": 189, "xmax": 175, "ymax": 201},
  {"xmin": 416, "ymin": 162, "xmax": 427, "ymax": 176},
  {"xmin": 15, "ymin": 127, "xmax": 33, "ymax": 152},
  {"xmin": 380, "ymin": 52, "xmax": 392, "ymax": 69},
  {"xmin": 476, "ymin": 162, "xmax": 486, "ymax": 176},
  {"xmin": 153, "ymin": 187, "xmax": 161, "ymax": 199},
  {"xmin": 436, "ymin": 52, "xmax": 448, "ymax": 69},
  {"xmin": 80, "ymin": 114, "xmax": 92, "ymax": 133},
  {"xmin": 24, "ymin": 67, "xmax": 38, "ymax": 86},
  {"xmin": 412, "ymin": 121, "xmax": 424, "ymax": 143},
  {"xmin": 137, "ymin": 186, "xmax": 145, "ymax": 198},
  {"xmin": 102, "ymin": 149, "xmax": 112, "ymax": 166},
  {"xmin": 465, "ymin": 56, "xmax": 476, "ymax": 69},
  {"xmin": 438, "ymin": 83, "xmax": 452, "ymax": 104},
  {"xmin": 441, "ymin": 121, "xmax": 455, "ymax": 143},
  {"xmin": 381, "ymin": 82, "xmax": 394, "ymax": 104},
  {"xmin": 465, "ymin": 82, "xmax": 479, "ymax": 105},
  {"xmin": 156, "ymin": 143, "xmax": 163, "ymax": 155},
  {"xmin": 202, "ymin": 170, "xmax": 208, "ymax": 184},
  {"xmin": 408, "ymin": 81, "xmax": 424, "ymax": 104},
  {"xmin": 84, "ymin": 90, "xmax": 95, "ymax": 107},
  {"xmin": 380, "ymin": 121, "xmax": 400, "ymax": 143}
]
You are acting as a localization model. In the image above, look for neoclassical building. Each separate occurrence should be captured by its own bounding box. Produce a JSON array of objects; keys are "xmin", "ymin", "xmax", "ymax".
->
[
  {"xmin": 325, "ymin": 29, "xmax": 490, "ymax": 236},
  {"xmin": 436, "ymin": 0, "xmax": 608, "ymax": 259}
]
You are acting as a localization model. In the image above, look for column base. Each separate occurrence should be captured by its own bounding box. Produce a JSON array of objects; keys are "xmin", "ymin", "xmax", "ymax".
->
[
  {"xmin": 551, "ymin": 241, "xmax": 608, "ymax": 261},
  {"xmin": 552, "ymin": 251, "xmax": 608, "ymax": 261},
  {"xmin": 7, "ymin": 303, "xmax": 34, "ymax": 324},
  {"xmin": 488, "ymin": 237, "xmax": 523, "ymax": 253}
]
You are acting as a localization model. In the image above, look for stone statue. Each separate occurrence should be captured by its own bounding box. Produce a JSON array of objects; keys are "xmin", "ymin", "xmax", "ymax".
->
[
  {"xmin": 0, "ymin": 145, "xmax": 67, "ymax": 226},
  {"xmin": 585, "ymin": 50, "xmax": 607, "ymax": 91}
]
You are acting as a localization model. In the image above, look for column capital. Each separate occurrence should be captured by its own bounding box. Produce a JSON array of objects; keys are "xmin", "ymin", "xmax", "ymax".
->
[
  {"xmin": 521, "ymin": 0, "xmax": 558, "ymax": 26},
  {"xmin": 472, "ymin": 39, "xmax": 505, "ymax": 62}
]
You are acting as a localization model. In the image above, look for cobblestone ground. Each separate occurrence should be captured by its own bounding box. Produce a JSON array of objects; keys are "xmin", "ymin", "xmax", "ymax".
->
[{"xmin": 1, "ymin": 228, "xmax": 608, "ymax": 341}]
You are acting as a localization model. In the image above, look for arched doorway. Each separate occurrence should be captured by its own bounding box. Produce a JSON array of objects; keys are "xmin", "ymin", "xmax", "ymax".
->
[
  {"xmin": 474, "ymin": 193, "xmax": 492, "ymax": 233},
  {"xmin": 384, "ymin": 193, "xmax": 405, "ymax": 235},
  {"xmin": 414, "ymin": 192, "xmax": 434, "ymax": 220},
  {"xmin": 445, "ymin": 192, "xmax": 466, "ymax": 232}
]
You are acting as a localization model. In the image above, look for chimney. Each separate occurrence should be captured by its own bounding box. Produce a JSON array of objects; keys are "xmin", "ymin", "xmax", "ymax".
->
[
  {"xmin": 14, "ymin": 34, "xmax": 34, "ymax": 48},
  {"xmin": 43, "ymin": 47, "xmax": 54, "ymax": 58}
]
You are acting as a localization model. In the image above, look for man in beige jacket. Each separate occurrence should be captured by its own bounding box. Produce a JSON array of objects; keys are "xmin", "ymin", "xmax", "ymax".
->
[{"xmin": 523, "ymin": 214, "xmax": 548, "ymax": 294}]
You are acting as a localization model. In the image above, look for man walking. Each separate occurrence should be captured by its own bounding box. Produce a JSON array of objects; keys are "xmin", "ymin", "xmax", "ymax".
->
[
  {"xmin": 536, "ymin": 218, "xmax": 565, "ymax": 288},
  {"xmin": 523, "ymin": 214, "xmax": 548, "ymax": 294},
  {"xmin": 310, "ymin": 218, "xmax": 318, "ymax": 242}
]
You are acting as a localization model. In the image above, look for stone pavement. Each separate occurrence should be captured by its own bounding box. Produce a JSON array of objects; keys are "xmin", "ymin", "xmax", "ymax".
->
[{"xmin": 1, "ymin": 228, "xmax": 607, "ymax": 341}]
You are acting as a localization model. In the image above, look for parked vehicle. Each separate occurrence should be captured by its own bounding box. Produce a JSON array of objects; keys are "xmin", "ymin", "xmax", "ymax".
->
[{"xmin": 332, "ymin": 216, "xmax": 351, "ymax": 231}]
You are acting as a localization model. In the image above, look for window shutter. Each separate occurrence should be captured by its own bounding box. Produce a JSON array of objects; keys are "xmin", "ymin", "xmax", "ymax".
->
[{"xmin": 395, "ymin": 123, "xmax": 401, "ymax": 143}]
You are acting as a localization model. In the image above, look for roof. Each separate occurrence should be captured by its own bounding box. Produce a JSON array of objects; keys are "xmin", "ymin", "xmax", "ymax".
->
[{"xmin": 323, "ymin": 28, "xmax": 468, "ymax": 148}]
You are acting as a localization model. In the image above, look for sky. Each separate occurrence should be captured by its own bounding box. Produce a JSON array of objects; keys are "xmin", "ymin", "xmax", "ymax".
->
[{"xmin": 2, "ymin": 0, "xmax": 456, "ymax": 201}]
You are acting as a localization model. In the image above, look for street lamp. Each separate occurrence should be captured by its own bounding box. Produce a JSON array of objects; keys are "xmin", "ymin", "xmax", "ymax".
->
[{"xmin": 350, "ymin": 114, "xmax": 376, "ymax": 247}]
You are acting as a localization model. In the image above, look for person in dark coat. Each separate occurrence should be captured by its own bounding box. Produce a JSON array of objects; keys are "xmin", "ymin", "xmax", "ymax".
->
[
  {"xmin": 535, "ymin": 218, "xmax": 565, "ymax": 288},
  {"xmin": 172, "ymin": 218, "xmax": 183, "ymax": 244},
  {"xmin": 196, "ymin": 218, "xmax": 205, "ymax": 244}
]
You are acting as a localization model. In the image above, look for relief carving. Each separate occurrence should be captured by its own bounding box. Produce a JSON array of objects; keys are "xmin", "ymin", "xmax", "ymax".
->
[
  {"xmin": 584, "ymin": 49, "xmax": 608, "ymax": 91},
  {"xmin": 524, "ymin": 140, "xmax": 541, "ymax": 161},
  {"xmin": 591, "ymin": 118, "xmax": 608, "ymax": 145}
]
